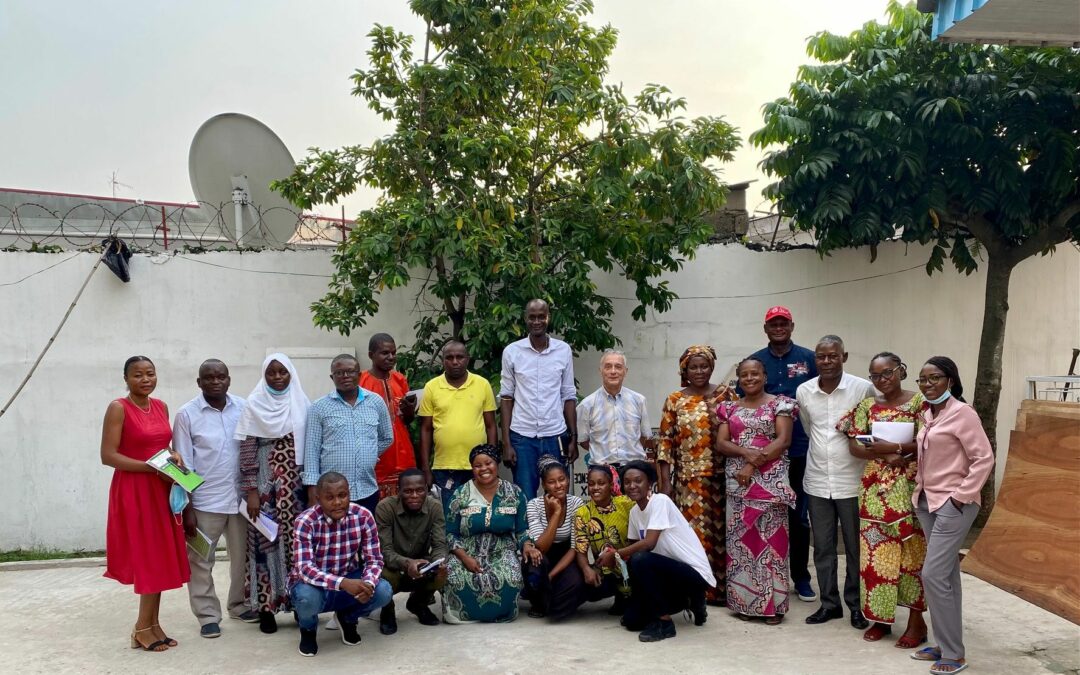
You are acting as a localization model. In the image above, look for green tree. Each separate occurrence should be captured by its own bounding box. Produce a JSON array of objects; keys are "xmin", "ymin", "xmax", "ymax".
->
[
  {"xmin": 752, "ymin": 1, "xmax": 1079, "ymax": 520},
  {"xmin": 274, "ymin": 0, "xmax": 738, "ymax": 380}
]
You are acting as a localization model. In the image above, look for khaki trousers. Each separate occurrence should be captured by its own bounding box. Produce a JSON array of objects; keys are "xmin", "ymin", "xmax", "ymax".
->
[{"xmin": 186, "ymin": 509, "xmax": 248, "ymax": 626}]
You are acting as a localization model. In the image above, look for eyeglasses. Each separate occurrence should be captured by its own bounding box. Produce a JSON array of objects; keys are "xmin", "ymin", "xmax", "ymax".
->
[
  {"xmin": 869, "ymin": 366, "xmax": 903, "ymax": 382},
  {"xmin": 915, "ymin": 374, "xmax": 948, "ymax": 386},
  {"xmin": 332, "ymin": 369, "xmax": 359, "ymax": 378}
]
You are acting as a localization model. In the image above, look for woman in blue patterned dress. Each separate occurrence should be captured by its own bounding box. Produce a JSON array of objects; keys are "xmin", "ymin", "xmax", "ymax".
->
[{"xmin": 443, "ymin": 444, "xmax": 542, "ymax": 623}]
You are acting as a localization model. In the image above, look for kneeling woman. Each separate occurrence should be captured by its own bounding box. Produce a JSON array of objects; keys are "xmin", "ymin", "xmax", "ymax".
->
[
  {"xmin": 443, "ymin": 444, "xmax": 542, "ymax": 623},
  {"xmin": 523, "ymin": 455, "xmax": 585, "ymax": 619},
  {"xmin": 617, "ymin": 461, "xmax": 715, "ymax": 642}
]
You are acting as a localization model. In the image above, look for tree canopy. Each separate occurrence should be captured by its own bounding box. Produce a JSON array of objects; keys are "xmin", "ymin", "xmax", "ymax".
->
[
  {"xmin": 752, "ymin": 0, "xmax": 1080, "ymax": 517},
  {"xmin": 274, "ymin": 0, "xmax": 739, "ymax": 379}
]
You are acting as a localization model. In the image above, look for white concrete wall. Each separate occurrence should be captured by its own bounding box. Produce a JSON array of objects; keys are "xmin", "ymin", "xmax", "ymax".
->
[{"xmin": 1, "ymin": 242, "xmax": 1076, "ymax": 550}]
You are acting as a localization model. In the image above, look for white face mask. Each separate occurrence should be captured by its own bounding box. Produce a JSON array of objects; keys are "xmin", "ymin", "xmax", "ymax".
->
[{"xmin": 927, "ymin": 388, "xmax": 952, "ymax": 405}]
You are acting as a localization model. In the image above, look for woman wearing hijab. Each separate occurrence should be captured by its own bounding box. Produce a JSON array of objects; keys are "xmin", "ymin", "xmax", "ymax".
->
[
  {"xmin": 656, "ymin": 345, "xmax": 735, "ymax": 605},
  {"xmin": 235, "ymin": 353, "xmax": 311, "ymax": 634},
  {"xmin": 442, "ymin": 444, "xmax": 542, "ymax": 624}
]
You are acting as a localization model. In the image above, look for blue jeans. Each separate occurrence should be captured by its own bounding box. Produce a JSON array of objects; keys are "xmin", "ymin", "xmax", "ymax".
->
[
  {"xmin": 508, "ymin": 430, "xmax": 569, "ymax": 499},
  {"xmin": 290, "ymin": 569, "xmax": 393, "ymax": 631},
  {"xmin": 433, "ymin": 469, "xmax": 474, "ymax": 513}
]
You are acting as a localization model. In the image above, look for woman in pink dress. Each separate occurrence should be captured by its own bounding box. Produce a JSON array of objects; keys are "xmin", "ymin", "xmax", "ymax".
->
[{"xmin": 101, "ymin": 356, "xmax": 190, "ymax": 652}]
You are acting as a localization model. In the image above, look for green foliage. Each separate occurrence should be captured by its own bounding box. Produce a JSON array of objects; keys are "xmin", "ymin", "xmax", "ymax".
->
[
  {"xmin": 275, "ymin": 0, "xmax": 739, "ymax": 379},
  {"xmin": 752, "ymin": 0, "xmax": 1080, "ymax": 271}
]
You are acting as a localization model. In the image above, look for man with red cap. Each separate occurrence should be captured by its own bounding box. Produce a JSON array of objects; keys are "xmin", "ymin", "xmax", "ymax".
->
[{"xmin": 741, "ymin": 305, "xmax": 819, "ymax": 602}]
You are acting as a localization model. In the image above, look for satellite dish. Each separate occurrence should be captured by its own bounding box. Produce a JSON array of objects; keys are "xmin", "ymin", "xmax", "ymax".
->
[{"xmin": 188, "ymin": 113, "xmax": 297, "ymax": 247}]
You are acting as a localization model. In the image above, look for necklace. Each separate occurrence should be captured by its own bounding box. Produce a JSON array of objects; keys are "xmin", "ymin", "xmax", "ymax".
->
[{"xmin": 127, "ymin": 395, "xmax": 153, "ymax": 410}]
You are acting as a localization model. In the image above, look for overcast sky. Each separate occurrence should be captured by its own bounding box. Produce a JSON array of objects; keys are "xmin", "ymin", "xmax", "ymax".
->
[{"xmin": 0, "ymin": 0, "xmax": 886, "ymax": 216}]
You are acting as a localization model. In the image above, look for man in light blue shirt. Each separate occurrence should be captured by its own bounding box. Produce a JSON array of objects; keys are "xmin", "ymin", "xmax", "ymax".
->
[
  {"xmin": 173, "ymin": 359, "xmax": 253, "ymax": 638},
  {"xmin": 303, "ymin": 354, "xmax": 394, "ymax": 515},
  {"xmin": 499, "ymin": 299, "xmax": 578, "ymax": 498},
  {"xmin": 577, "ymin": 350, "xmax": 654, "ymax": 469}
]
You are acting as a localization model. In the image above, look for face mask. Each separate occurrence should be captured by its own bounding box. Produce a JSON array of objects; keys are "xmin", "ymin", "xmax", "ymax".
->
[
  {"xmin": 169, "ymin": 483, "xmax": 189, "ymax": 514},
  {"xmin": 266, "ymin": 384, "xmax": 290, "ymax": 396},
  {"xmin": 927, "ymin": 388, "xmax": 952, "ymax": 405}
]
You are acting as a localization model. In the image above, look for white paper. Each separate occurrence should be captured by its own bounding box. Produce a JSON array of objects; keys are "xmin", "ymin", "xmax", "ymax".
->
[
  {"xmin": 238, "ymin": 499, "xmax": 280, "ymax": 542},
  {"xmin": 419, "ymin": 557, "xmax": 445, "ymax": 574},
  {"xmin": 871, "ymin": 421, "xmax": 915, "ymax": 444}
]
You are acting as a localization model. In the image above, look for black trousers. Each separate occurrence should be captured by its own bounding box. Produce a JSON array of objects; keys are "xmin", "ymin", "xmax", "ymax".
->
[
  {"xmin": 523, "ymin": 541, "xmax": 620, "ymax": 621},
  {"xmin": 788, "ymin": 456, "xmax": 812, "ymax": 584},
  {"xmin": 807, "ymin": 495, "xmax": 860, "ymax": 612},
  {"xmin": 624, "ymin": 551, "xmax": 707, "ymax": 628}
]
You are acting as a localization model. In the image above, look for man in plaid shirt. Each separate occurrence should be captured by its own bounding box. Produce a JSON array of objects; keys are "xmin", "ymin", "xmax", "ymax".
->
[{"xmin": 289, "ymin": 472, "xmax": 393, "ymax": 657}]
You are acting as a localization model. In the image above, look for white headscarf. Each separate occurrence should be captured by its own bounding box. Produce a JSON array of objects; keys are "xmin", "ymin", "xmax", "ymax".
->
[{"xmin": 234, "ymin": 353, "xmax": 311, "ymax": 466}]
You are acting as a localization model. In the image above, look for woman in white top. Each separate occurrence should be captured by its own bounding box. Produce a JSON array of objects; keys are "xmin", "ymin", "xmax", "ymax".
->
[
  {"xmin": 616, "ymin": 460, "xmax": 716, "ymax": 642},
  {"xmin": 523, "ymin": 455, "xmax": 585, "ymax": 619}
]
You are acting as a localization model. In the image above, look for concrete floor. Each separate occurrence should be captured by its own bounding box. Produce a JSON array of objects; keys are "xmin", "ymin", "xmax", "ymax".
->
[{"xmin": 2, "ymin": 559, "xmax": 1077, "ymax": 675}]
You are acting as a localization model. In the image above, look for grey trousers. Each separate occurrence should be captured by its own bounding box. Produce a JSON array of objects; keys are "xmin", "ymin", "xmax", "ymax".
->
[
  {"xmin": 915, "ymin": 494, "xmax": 979, "ymax": 661},
  {"xmin": 187, "ymin": 509, "xmax": 248, "ymax": 626},
  {"xmin": 807, "ymin": 494, "xmax": 860, "ymax": 613}
]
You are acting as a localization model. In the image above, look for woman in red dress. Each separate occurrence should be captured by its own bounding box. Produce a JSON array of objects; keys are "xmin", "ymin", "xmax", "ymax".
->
[{"xmin": 101, "ymin": 356, "xmax": 190, "ymax": 652}]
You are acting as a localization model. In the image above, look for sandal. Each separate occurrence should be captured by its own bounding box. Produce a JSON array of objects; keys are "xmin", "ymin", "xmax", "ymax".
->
[
  {"xmin": 130, "ymin": 626, "xmax": 168, "ymax": 652},
  {"xmin": 734, "ymin": 613, "xmax": 754, "ymax": 622},
  {"xmin": 895, "ymin": 632, "xmax": 928, "ymax": 649},
  {"xmin": 151, "ymin": 624, "xmax": 178, "ymax": 647},
  {"xmin": 863, "ymin": 623, "xmax": 892, "ymax": 642},
  {"xmin": 764, "ymin": 614, "xmax": 783, "ymax": 626},
  {"xmin": 911, "ymin": 646, "xmax": 942, "ymax": 661},
  {"xmin": 930, "ymin": 658, "xmax": 968, "ymax": 674}
]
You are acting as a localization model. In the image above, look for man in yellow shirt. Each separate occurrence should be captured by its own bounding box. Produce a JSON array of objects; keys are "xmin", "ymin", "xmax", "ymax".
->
[{"xmin": 418, "ymin": 341, "xmax": 498, "ymax": 510}]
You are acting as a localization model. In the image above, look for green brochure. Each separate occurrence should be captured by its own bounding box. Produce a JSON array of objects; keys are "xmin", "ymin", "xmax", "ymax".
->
[
  {"xmin": 186, "ymin": 528, "xmax": 214, "ymax": 561},
  {"xmin": 146, "ymin": 449, "xmax": 205, "ymax": 493}
]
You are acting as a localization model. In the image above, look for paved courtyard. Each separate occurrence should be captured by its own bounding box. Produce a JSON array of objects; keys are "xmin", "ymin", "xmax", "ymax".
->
[{"xmin": 2, "ymin": 559, "xmax": 1077, "ymax": 674}]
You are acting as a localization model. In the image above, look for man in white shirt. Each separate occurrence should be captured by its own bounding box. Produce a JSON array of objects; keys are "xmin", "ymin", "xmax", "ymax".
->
[
  {"xmin": 577, "ymin": 350, "xmax": 654, "ymax": 470},
  {"xmin": 500, "ymin": 299, "xmax": 578, "ymax": 497},
  {"xmin": 174, "ymin": 359, "xmax": 252, "ymax": 638},
  {"xmin": 796, "ymin": 336, "xmax": 875, "ymax": 630}
]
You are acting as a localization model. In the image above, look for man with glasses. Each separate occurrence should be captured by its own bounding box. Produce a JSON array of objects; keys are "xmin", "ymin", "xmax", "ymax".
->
[
  {"xmin": 796, "ymin": 336, "xmax": 875, "ymax": 629},
  {"xmin": 743, "ymin": 305, "xmax": 819, "ymax": 602},
  {"xmin": 303, "ymin": 354, "xmax": 394, "ymax": 515},
  {"xmin": 577, "ymin": 350, "xmax": 654, "ymax": 476}
]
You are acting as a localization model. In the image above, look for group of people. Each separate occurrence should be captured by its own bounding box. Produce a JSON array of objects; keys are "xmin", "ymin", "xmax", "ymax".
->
[{"xmin": 100, "ymin": 300, "xmax": 994, "ymax": 674}]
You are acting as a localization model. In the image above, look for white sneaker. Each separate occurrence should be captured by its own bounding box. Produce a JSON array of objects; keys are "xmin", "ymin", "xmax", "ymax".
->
[{"xmin": 325, "ymin": 614, "xmax": 339, "ymax": 630}]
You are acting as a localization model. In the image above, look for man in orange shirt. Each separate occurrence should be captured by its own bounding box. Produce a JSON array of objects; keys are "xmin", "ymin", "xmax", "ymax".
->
[{"xmin": 360, "ymin": 333, "xmax": 417, "ymax": 499}]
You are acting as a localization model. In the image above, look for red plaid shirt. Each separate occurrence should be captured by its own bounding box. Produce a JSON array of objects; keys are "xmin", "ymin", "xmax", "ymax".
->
[{"xmin": 289, "ymin": 503, "xmax": 384, "ymax": 590}]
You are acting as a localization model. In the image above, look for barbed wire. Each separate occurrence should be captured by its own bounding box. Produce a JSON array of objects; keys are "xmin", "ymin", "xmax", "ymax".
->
[{"xmin": 0, "ymin": 199, "xmax": 348, "ymax": 253}]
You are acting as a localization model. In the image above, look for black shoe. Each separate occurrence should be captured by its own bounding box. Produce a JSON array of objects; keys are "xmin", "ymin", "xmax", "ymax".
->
[
  {"xmin": 608, "ymin": 594, "xmax": 628, "ymax": 616},
  {"xmin": 527, "ymin": 606, "xmax": 547, "ymax": 618},
  {"xmin": 850, "ymin": 609, "xmax": 870, "ymax": 630},
  {"xmin": 405, "ymin": 596, "xmax": 441, "ymax": 625},
  {"xmin": 638, "ymin": 619, "xmax": 677, "ymax": 642},
  {"xmin": 298, "ymin": 629, "xmax": 318, "ymax": 657},
  {"xmin": 805, "ymin": 606, "xmax": 844, "ymax": 624},
  {"xmin": 689, "ymin": 595, "xmax": 708, "ymax": 626},
  {"xmin": 259, "ymin": 611, "xmax": 278, "ymax": 634},
  {"xmin": 337, "ymin": 616, "xmax": 361, "ymax": 646},
  {"xmin": 379, "ymin": 603, "xmax": 398, "ymax": 635}
]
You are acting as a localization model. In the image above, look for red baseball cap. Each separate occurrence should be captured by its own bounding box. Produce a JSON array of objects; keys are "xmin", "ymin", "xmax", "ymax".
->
[{"xmin": 764, "ymin": 306, "xmax": 793, "ymax": 322}]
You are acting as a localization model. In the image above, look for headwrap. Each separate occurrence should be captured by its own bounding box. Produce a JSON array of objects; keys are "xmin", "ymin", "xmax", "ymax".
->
[
  {"xmin": 234, "ymin": 353, "xmax": 312, "ymax": 465},
  {"xmin": 679, "ymin": 344, "xmax": 717, "ymax": 386},
  {"xmin": 469, "ymin": 443, "xmax": 501, "ymax": 464}
]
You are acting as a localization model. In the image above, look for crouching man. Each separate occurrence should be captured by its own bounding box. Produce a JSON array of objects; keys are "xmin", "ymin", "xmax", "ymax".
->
[{"xmin": 290, "ymin": 471, "xmax": 392, "ymax": 657}]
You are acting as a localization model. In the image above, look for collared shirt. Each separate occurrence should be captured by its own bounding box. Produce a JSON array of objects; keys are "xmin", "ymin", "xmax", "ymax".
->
[
  {"xmin": 373, "ymin": 495, "xmax": 449, "ymax": 573},
  {"xmin": 913, "ymin": 397, "xmax": 995, "ymax": 512},
  {"xmin": 797, "ymin": 373, "xmax": 876, "ymax": 499},
  {"xmin": 418, "ymin": 372, "xmax": 497, "ymax": 470},
  {"xmin": 577, "ymin": 386, "xmax": 651, "ymax": 465},
  {"xmin": 289, "ymin": 503, "xmax": 383, "ymax": 590},
  {"xmin": 743, "ymin": 343, "xmax": 818, "ymax": 457},
  {"xmin": 499, "ymin": 336, "xmax": 577, "ymax": 437},
  {"xmin": 302, "ymin": 389, "xmax": 394, "ymax": 500},
  {"xmin": 172, "ymin": 393, "xmax": 246, "ymax": 514}
]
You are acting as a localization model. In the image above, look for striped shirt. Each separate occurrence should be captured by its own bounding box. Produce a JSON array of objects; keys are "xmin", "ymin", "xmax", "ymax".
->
[
  {"xmin": 526, "ymin": 494, "xmax": 585, "ymax": 544},
  {"xmin": 289, "ymin": 503, "xmax": 383, "ymax": 590},
  {"xmin": 302, "ymin": 389, "xmax": 393, "ymax": 500},
  {"xmin": 576, "ymin": 386, "xmax": 652, "ymax": 465}
]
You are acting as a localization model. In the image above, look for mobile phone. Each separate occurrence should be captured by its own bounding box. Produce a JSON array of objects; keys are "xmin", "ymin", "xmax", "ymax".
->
[{"xmin": 855, "ymin": 435, "xmax": 874, "ymax": 444}]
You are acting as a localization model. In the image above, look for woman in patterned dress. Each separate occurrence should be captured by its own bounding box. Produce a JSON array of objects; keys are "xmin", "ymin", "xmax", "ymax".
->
[
  {"xmin": 715, "ymin": 356, "xmax": 797, "ymax": 625},
  {"xmin": 573, "ymin": 465, "xmax": 635, "ymax": 616},
  {"xmin": 837, "ymin": 352, "xmax": 927, "ymax": 648},
  {"xmin": 443, "ymin": 444, "xmax": 542, "ymax": 623},
  {"xmin": 656, "ymin": 345, "xmax": 735, "ymax": 605},
  {"xmin": 235, "ymin": 353, "xmax": 311, "ymax": 634}
]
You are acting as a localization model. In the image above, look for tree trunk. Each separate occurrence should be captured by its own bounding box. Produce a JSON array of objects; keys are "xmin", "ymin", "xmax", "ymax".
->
[{"xmin": 970, "ymin": 253, "xmax": 1016, "ymax": 526}]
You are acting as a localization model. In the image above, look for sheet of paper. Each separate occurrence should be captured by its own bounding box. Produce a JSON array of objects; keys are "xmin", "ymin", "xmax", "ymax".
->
[
  {"xmin": 871, "ymin": 421, "xmax": 915, "ymax": 444},
  {"xmin": 238, "ymin": 500, "xmax": 280, "ymax": 542},
  {"xmin": 186, "ymin": 528, "xmax": 214, "ymax": 561},
  {"xmin": 419, "ymin": 557, "xmax": 445, "ymax": 575}
]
